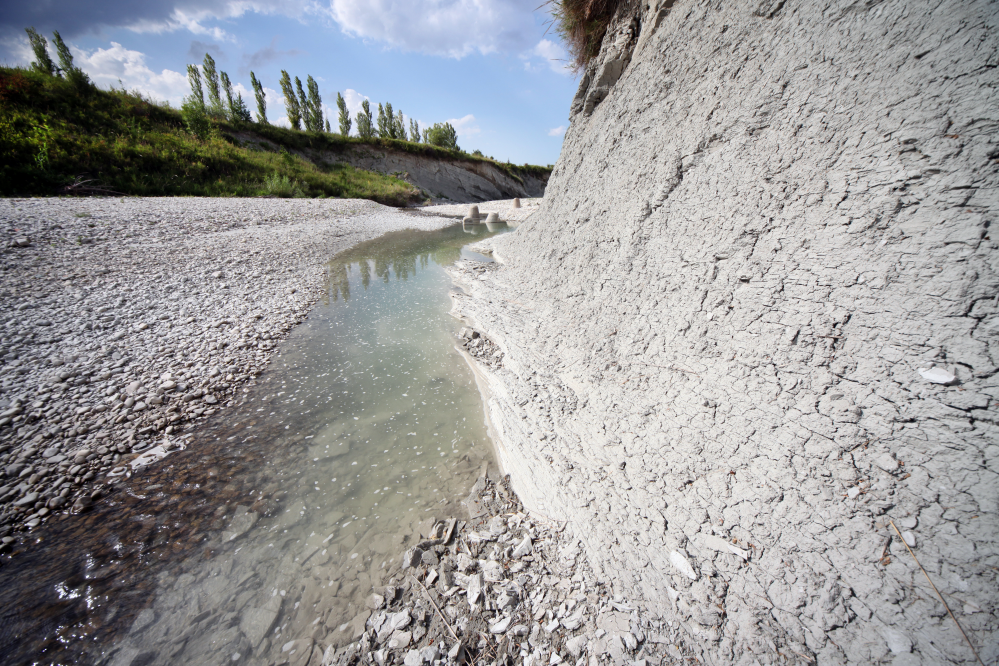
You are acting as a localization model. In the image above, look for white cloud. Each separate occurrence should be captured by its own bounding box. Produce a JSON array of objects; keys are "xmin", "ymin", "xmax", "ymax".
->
[
  {"xmin": 75, "ymin": 42, "xmax": 189, "ymax": 105},
  {"xmin": 447, "ymin": 114, "xmax": 480, "ymax": 138},
  {"xmin": 326, "ymin": 0, "xmax": 539, "ymax": 58},
  {"xmin": 4, "ymin": 1, "xmax": 554, "ymax": 63},
  {"xmin": 522, "ymin": 39, "xmax": 572, "ymax": 75},
  {"xmin": 343, "ymin": 88, "xmax": 369, "ymax": 118},
  {"xmin": 547, "ymin": 125, "xmax": 565, "ymax": 137},
  {"xmin": 125, "ymin": 1, "xmax": 318, "ymax": 41},
  {"xmin": 264, "ymin": 86, "xmax": 281, "ymax": 110}
]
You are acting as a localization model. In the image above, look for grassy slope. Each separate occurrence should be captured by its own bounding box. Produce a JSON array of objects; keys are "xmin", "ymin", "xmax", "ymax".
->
[{"xmin": 0, "ymin": 67, "xmax": 551, "ymax": 204}]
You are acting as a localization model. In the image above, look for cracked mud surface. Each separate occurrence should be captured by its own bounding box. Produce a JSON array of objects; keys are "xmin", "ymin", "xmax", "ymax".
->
[{"xmin": 449, "ymin": 1, "xmax": 999, "ymax": 664}]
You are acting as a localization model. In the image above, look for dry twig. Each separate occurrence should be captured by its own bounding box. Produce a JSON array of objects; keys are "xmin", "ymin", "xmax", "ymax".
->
[
  {"xmin": 411, "ymin": 574, "xmax": 460, "ymax": 643},
  {"xmin": 889, "ymin": 520, "xmax": 985, "ymax": 666}
]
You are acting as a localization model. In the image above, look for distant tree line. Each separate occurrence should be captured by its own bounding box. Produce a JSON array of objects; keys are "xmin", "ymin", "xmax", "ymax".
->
[{"xmin": 181, "ymin": 54, "xmax": 462, "ymax": 151}]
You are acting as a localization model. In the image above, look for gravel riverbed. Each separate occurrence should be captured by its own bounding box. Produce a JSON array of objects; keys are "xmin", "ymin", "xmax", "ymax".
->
[{"xmin": 0, "ymin": 197, "xmax": 455, "ymax": 545}]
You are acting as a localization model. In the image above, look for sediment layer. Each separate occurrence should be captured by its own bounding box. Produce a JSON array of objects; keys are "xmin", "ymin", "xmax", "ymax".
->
[{"xmin": 450, "ymin": 1, "xmax": 999, "ymax": 664}]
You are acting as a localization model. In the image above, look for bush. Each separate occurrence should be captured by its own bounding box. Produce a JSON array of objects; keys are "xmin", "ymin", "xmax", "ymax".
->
[
  {"xmin": 546, "ymin": 0, "xmax": 621, "ymax": 70},
  {"xmin": 181, "ymin": 99, "xmax": 213, "ymax": 140},
  {"xmin": 261, "ymin": 173, "xmax": 307, "ymax": 198},
  {"xmin": 425, "ymin": 122, "xmax": 459, "ymax": 151}
]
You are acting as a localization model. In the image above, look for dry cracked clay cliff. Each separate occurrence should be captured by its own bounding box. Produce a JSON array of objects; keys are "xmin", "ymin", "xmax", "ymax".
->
[{"xmin": 448, "ymin": 0, "xmax": 999, "ymax": 664}]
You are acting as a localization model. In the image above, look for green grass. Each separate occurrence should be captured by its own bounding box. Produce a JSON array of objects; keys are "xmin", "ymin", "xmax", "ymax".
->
[{"xmin": 0, "ymin": 66, "xmax": 552, "ymax": 203}]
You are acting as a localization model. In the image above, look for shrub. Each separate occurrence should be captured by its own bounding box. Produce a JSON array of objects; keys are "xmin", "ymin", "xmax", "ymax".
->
[
  {"xmin": 425, "ymin": 122, "xmax": 459, "ymax": 151},
  {"xmin": 0, "ymin": 70, "xmax": 32, "ymax": 103},
  {"xmin": 546, "ymin": 0, "xmax": 621, "ymax": 70},
  {"xmin": 261, "ymin": 173, "xmax": 307, "ymax": 198},
  {"xmin": 181, "ymin": 98, "xmax": 212, "ymax": 140}
]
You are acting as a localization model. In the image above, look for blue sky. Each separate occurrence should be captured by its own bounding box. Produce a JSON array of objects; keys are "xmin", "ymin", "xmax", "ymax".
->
[{"xmin": 0, "ymin": 1, "xmax": 578, "ymax": 166}]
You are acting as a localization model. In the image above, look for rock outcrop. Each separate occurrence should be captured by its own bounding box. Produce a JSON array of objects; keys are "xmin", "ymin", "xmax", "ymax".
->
[
  {"xmin": 339, "ymin": 145, "xmax": 548, "ymax": 203},
  {"xmin": 450, "ymin": 1, "xmax": 998, "ymax": 664}
]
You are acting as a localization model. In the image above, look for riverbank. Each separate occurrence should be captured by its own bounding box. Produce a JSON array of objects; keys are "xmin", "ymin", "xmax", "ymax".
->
[
  {"xmin": 319, "ymin": 468, "xmax": 696, "ymax": 666},
  {"xmin": 442, "ymin": 1, "xmax": 999, "ymax": 663},
  {"xmin": 0, "ymin": 198, "xmax": 456, "ymax": 545}
]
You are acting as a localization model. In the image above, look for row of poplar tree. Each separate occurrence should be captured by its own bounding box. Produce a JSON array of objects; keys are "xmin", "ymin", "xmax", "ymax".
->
[{"xmin": 185, "ymin": 54, "xmax": 459, "ymax": 151}]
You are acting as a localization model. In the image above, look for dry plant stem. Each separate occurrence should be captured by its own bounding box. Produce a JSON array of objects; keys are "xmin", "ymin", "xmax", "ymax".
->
[
  {"xmin": 889, "ymin": 520, "xmax": 985, "ymax": 666},
  {"xmin": 411, "ymin": 575, "xmax": 460, "ymax": 643}
]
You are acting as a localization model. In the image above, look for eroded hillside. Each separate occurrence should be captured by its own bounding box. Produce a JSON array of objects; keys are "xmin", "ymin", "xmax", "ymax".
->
[{"xmin": 450, "ymin": 1, "xmax": 999, "ymax": 663}]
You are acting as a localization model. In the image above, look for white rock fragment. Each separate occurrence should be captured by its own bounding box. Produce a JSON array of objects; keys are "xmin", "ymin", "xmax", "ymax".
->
[
  {"xmin": 699, "ymin": 533, "xmax": 749, "ymax": 560},
  {"xmin": 512, "ymin": 535, "xmax": 533, "ymax": 558},
  {"xmin": 874, "ymin": 453, "xmax": 900, "ymax": 473},
  {"xmin": 669, "ymin": 550, "xmax": 698, "ymax": 580},
  {"xmin": 489, "ymin": 616, "xmax": 512, "ymax": 634},
  {"xmin": 918, "ymin": 367, "xmax": 956, "ymax": 384}
]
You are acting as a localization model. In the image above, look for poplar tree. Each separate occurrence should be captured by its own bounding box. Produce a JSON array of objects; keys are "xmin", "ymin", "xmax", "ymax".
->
[
  {"xmin": 52, "ymin": 31, "xmax": 89, "ymax": 87},
  {"xmin": 305, "ymin": 75, "xmax": 323, "ymax": 132},
  {"xmin": 250, "ymin": 71, "xmax": 268, "ymax": 124},
  {"xmin": 376, "ymin": 103, "xmax": 388, "ymax": 138},
  {"xmin": 295, "ymin": 77, "xmax": 309, "ymax": 130},
  {"xmin": 325, "ymin": 118, "xmax": 331, "ymax": 133},
  {"xmin": 409, "ymin": 119, "xmax": 420, "ymax": 143},
  {"xmin": 395, "ymin": 110, "xmax": 407, "ymax": 141},
  {"xmin": 384, "ymin": 103, "xmax": 396, "ymax": 138},
  {"xmin": 203, "ymin": 54, "xmax": 223, "ymax": 117},
  {"xmin": 219, "ymin": 71, "xmax": 250, "ymax": 123},
  {"xmin": 279, "ymin": 70, "xmax": 301, "ymax": 130},
  {"xmin": 337, "ymin": 92, "xmax": 352, "ymax": 137},
  {"xmin": 356, "ymin": 100, "xmax": 373, "ymax": 139},
  {"xmin": 186, "ymin": 65, "xmax": 206, "ymax": 110},
  {"xmin": 25, "ymin": 28, "xmax": 55, "ymax": 76},
  {"xmin": 220, "ymin": 71, "xmax": 235, "ymax": 118},
  {"xmin": 182, "ymin": 64, "xmax": 210, "ymax": 140}
]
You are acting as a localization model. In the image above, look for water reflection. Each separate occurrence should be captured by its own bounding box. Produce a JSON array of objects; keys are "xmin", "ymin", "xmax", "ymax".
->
[{"xmin": 0, "ymin": 223, "xmax": 511, "ymax": 666}]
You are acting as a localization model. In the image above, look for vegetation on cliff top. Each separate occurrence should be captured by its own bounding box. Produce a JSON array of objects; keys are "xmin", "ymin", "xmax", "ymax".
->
[
  {"xmin": 547, "ymin": 0, "xmax": 622, "ymax": 70},
  {"xmin": 0, "ymin": 58, "xmax": 551, "ymax": 201}
]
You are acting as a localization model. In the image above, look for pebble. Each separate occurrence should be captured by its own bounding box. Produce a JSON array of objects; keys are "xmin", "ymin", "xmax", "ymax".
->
[
  {"xmin": 0, "ymin": 198, "xmax": 457, "ymax": 542},
  {"xmin": 318, "ymin": 473, "xmax": 693, "ymax": 666}
]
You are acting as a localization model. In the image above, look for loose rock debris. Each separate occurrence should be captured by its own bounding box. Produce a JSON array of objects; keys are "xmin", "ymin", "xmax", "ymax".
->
[{"xmin": 320, "ymin": 473, "xmax": 696, "ymax": 666}]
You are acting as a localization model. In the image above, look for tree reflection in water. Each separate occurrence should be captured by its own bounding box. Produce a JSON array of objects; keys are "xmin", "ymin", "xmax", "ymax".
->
[{"xmin": 323, "ymin": 224, "xmax": 506, "ymax": 304}]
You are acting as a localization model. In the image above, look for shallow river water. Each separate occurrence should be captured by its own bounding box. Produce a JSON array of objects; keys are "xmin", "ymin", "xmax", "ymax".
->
[{"xmin": 0, "ymin": 223, "xmax": 510, "ymax": 666}]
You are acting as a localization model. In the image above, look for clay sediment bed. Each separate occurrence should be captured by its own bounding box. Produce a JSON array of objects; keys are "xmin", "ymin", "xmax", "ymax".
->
[
  {"xmin": 0, "ymin": 197, "xmax": 454, "ymax": 545},
  {"xmin": 448, "ymin": 0, "xmax": 999, "ymax": 664}
]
